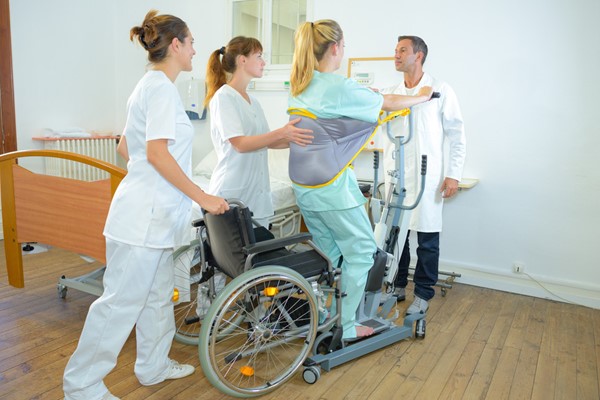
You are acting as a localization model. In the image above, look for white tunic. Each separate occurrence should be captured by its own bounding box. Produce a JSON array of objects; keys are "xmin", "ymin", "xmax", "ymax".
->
[
  {"xmin": 381, "ymin": 73, "xmax": 466, "ymax": 232},
  {"xmin": 104, "ymin": 70, "xmax": 193, "ymax": 248},
  {"xmin": 208, "ymin": 84, "xmax": 273, "ymax": 220}
]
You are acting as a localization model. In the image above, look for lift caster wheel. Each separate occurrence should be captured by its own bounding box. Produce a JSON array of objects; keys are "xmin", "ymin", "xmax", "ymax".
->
[
  {"xmin": 415, "ymin": 319, "xmax": 426, "ymax": 339},
  {"xmin": 57, "ymin": 284, "xmax": 67, "ymax": 299},
  {"xmin": 303, "ymin": 365, "xmax": 321, "ymax": 384}
]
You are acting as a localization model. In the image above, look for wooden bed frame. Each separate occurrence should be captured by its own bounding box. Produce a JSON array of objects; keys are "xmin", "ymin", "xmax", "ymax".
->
[{"xmin": 0, "ymin": 149, "xmax": 126, "ymax": 288}]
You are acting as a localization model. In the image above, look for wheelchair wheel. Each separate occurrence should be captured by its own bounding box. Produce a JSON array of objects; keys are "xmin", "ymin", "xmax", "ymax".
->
[
  {"xmin": 173, "ymin": 239, "xmax": 203, "ymax": 345},
  {"xmin": 199, "ymin": 266, "xmax": 318, "ymax": 398}
]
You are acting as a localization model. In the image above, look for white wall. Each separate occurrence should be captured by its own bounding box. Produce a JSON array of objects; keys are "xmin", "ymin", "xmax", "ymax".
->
[
  {"xmin": 9, "ymin": 0, "xmax": 600, "ymax": 307},
  {"xmin": 111, "ymin": 1, "xmax": 230, "ymax": 166},
  {"xmin": 11, "ymin": 0, "xmax": 118, "ymax": 172},
  {"xmin": 313, "ymin": 0, "xmax": 600, "ymax": 307},
  {"xmin": 10, "ymin": 0, "xmax": 228, "ymax": 170}
]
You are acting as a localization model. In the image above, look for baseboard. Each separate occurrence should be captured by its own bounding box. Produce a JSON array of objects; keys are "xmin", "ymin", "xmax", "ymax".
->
[{"xmin": 438, "ymin": 259, "xmax": 600, "ymax": 309}]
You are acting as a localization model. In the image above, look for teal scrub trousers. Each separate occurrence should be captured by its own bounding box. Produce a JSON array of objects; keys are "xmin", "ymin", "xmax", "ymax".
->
[{"xmin": 300, "ymin": 204, "xmax": 376, "ymax": 339}]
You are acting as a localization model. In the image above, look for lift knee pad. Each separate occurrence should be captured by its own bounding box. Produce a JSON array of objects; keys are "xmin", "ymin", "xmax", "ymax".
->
[{"xmin": 365, "ymin": 249, "xmax": 387, "ymax": 292}]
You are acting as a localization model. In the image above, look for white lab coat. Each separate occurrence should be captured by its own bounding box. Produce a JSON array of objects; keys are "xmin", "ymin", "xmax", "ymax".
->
[{"xmin": 381, "ymin": 73, "xmax": 466, "ymax": 232}]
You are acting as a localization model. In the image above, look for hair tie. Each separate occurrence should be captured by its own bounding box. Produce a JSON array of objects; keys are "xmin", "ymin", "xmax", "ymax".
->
[
  {"xmin": 140, "ymin": 32, "xmax": 148, "ymax": 49},
  {"xmin": 219, "ymin": 46, "xmax": 226, "ymax": 55}
]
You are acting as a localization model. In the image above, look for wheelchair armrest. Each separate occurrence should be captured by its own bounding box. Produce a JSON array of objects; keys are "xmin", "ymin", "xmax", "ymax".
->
[
  {"xmin": 191, "ymin": 218, "xmax": 204, "ymax": 228},
  {"xmin": 243, "ymin": 232, "xmax": 313, "ymax": 255}
]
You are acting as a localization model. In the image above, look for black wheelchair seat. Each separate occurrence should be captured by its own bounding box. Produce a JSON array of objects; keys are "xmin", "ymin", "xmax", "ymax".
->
[{"xmin": 203, "ymin": 201, "xmax": 329, "ymax": 280}]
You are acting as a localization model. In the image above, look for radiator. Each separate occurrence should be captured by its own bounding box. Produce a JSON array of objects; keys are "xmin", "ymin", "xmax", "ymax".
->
[{"xmin": 44, "ymin": 137, "xmax": 118, "ymax": 181}]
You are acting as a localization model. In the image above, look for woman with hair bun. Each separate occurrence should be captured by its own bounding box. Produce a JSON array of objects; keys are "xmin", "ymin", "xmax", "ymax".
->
[
  {"xmin": 204, "ymin": 36, "xmax": 313, "ymax": 226},
  {"xmin": 63, "ymin": 10, "xmax": 228, "ymax": 400}
]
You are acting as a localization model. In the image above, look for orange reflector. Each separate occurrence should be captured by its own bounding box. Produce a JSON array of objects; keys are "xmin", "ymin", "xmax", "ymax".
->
[
  {"xmin": 240, "ymin": 365, "xmax": 254, "ymax": 376},
  {"xmin": 264, "ymin": 287, "xmax": 279, "ymax": 297},
  {"xmin": 172, "ymin": 288, "xmax": 179, "ymax": 302}
]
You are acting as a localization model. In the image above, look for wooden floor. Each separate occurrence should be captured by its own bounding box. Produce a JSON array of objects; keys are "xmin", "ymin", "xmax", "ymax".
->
[{"xmin": 1, "ymin": 245, "xmax": 599, "ymax": 400}]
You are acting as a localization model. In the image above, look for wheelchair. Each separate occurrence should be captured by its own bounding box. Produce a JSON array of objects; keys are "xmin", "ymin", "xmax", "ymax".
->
[
  {"xmin": 172, "ymin": 104, "xmax": 437, "ymax": 397},
  {"xmin": 172, "ymin": 209, "xmax": 282, "ymax": 345},
  {"xmin": 171, "ymin": 198, "xmax": 424, "ymax": 398},
  {"xmin": 172, "ymin": 219, "xmax": 208, "ymax": 345}
]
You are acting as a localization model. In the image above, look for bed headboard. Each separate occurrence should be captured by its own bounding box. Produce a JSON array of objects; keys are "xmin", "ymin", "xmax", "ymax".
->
[{"xmin": 0, "ymin": 150, "xmax": 126, "ymax": 288}]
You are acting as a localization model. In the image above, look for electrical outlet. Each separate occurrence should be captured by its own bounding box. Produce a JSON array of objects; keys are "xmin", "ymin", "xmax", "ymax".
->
[{"xmin": 512, "ymin": 262, "xmax": 525, "ymax": 274}]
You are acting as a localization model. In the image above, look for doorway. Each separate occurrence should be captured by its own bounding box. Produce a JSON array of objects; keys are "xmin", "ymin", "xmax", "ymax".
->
[{"xmin": 0, "ymin": 0, "xmax": 17, "ymax": 154}]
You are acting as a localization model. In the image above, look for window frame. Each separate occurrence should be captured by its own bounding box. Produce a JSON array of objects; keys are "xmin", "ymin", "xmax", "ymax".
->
[{"xmin": 227, "ymin": 0, "xmax": 314, "ymax": 72}]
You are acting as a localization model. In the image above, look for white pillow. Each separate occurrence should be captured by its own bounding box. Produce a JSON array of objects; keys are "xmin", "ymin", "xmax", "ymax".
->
[{"xmin": 193, "ymin": 149, "xmax": 218, "ymax": 177}]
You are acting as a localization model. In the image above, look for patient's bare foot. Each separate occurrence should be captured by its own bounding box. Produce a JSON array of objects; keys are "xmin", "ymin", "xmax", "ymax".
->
[{"xmin": 355, "ymin": 325, "xmax": 375, "ymax": 337}]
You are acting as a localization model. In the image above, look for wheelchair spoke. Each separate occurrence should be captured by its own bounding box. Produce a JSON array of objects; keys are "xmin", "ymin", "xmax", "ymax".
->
[{"xmin": 200, "ymin": 267, "xmax": 319, "ymax": 397}]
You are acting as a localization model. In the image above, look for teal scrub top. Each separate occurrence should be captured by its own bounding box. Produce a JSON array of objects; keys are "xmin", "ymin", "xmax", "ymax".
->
[
  {"xmin": 288, "ymin": 71, "xmax": 384, "ymax": 212},
  {"xmin": 289, "ymin": 71, "xmax": 384, "ymax": 122}
]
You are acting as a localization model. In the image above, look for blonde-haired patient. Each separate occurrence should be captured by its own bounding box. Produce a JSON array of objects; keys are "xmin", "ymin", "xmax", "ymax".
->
[
  {"xmin": 288, "ymin": 19, "xmax": 433, "ymax": 339},
  {"xmin": 205, "ymin": 36, "xmax": 313, "ymax": 226},
  {"xmin": 63, "ymin": 10, "xmax": 228, "ymax": 400}
]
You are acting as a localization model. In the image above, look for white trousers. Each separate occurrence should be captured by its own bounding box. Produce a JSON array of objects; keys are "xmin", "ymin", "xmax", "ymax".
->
[{"xmin": 63, "ymin": 239, "xmax": 176, "ymax": 400}]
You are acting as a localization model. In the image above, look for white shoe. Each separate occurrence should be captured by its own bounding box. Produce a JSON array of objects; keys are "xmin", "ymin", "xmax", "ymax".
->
[
  {"xmin": 380, "ymin": 286, "xmax": 406, "ymax": 304},
  {"xmin": 406, "ymin": 296, "xmax": 429, "ymax": 315},
  {"xmin": 101, "ymin": 393, "xmax": 120, "ymax": 400},
  {"xmin": 392, "ymin": 287, "xmax": 406, "ymax": 302},
  {"xmin": 164, "ymin": 359, "xmax": 195, "ymax": 380}
]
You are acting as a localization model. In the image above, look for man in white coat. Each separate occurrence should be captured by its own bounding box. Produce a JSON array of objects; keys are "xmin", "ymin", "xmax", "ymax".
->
[{"xmin": 381, "ymin": 35, "xmax": 466, "ymax": 314}]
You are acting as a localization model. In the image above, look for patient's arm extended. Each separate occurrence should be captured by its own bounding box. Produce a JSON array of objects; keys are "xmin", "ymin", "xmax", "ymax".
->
[
  {"xmin": 382, "ymin": 86, "xmax": 433, "ymax": 111},
  {"xmin": 229, "ymin": 117, "xmax": 313, "ymax": 153}
]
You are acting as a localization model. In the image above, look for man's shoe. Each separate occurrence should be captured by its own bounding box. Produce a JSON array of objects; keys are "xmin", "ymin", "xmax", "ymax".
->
[
  {"xmin": 406, "ymin": 296, "xmax": 429, "ymax": 315},
  {"xmin": 164, "ymin": 360, "xmax": 195, "ymax": 380},
  {"xmin": 393, "ymin": 287, "xmax": 406, "ymax": 302}
]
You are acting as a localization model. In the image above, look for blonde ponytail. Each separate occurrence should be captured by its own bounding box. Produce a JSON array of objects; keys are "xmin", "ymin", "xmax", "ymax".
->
[
  {"xmin": 290, "ymin": 22, "xmax": 316, "ymax": 97},
  {"xmin": 290, "ymin": 19, "xmax": 343, "ymax": 97}
]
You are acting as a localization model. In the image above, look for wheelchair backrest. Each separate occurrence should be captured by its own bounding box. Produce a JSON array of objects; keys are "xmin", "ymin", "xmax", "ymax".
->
[{"xmin": 203, "ymin": 205, "xmax": 256, "ymax": 278}]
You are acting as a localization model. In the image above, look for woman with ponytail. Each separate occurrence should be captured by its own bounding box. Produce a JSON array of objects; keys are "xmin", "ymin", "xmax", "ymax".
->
[
  {"xmin": 63, "ymin": 10, "xmax": 228, "ymax": 400},
  {"xmin": 288, "ymin": 20, "xmax": 433, "ymax": 340},
  {"xmin": 204, "ymin": 36, "xmax": 313, "ymax": 226}
]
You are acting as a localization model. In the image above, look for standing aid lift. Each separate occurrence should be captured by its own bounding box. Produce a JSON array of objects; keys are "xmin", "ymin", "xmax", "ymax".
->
[
  {"xmin": 301, "ymin": 98, "xmax": 434, "ymax": 383},
  {"xmin": 195, "ymin": 98, "xmax": 436, "ymax": 396}
]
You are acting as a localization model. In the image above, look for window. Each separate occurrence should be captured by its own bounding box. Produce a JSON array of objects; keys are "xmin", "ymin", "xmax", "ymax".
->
[{"xmin": 230, "ymin": 0, "xmax": 310, "ymax": 67}]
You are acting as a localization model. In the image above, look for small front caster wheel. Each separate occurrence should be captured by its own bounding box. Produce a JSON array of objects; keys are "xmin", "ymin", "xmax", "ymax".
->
[
  {"xmin": 303, "ymin": 365, "xmax": 321, "ymax": 384},
  {"xmin": 415, "ymin": 319, "xmax": 426, "ymax": 339},
  {"xmin": 57, "ymin": 284, "xmax": 67, "ymax": 299}
]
